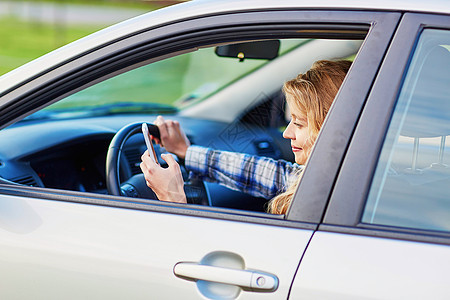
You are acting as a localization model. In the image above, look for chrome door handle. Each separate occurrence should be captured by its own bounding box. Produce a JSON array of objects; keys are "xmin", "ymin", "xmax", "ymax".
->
[{"xmin": 173, "ymin": 262, "xmax": 278, "ymax": 292}]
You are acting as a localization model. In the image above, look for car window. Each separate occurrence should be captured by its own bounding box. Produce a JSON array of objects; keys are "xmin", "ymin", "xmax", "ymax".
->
[
  {"xmin": 362, "ymin": 29, "xmax": 450, "ymax": 232},
  {"xmin": 2, "ymin": 35, "xmax": 363, "ymax": 215}
]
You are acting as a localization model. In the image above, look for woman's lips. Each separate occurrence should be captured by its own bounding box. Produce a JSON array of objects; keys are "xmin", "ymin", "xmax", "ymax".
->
[{"xmin": 291, "ymin": 146, "xmax": 303, "ymax": 152}]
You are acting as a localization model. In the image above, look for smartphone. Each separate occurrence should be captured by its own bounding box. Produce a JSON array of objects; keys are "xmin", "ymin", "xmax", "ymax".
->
[{"xmin": 142, "ymin": 123, "xmax": 159, "ymax": 165}]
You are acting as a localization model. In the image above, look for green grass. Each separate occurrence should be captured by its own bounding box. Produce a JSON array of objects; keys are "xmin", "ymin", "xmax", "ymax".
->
[
  {"xmin": 0, "ymin": 0, "xmax": 182, "ymax": 76},
  {"xmin": 0, "ymin": 17, "xmax": 107, "ymax": 75}
]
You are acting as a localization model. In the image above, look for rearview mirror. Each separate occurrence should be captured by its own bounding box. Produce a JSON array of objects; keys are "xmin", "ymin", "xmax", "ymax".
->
[{"xmin": 215, "ymin": 40, "xmax": 280, "ymax": 62}]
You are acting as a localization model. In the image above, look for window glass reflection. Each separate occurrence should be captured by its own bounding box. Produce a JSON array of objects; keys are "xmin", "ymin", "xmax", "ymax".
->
[{"xmin": 363, "ymin": 29, "xmax": 450, "ymax": 232}]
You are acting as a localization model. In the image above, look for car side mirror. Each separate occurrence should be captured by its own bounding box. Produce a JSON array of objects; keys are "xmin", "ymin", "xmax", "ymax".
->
[{"xmin": 215, "ymin": 40, "xmax": 280, "ymax": 62}]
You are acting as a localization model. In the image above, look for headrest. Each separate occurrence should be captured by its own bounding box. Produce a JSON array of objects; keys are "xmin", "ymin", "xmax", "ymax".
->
[{"xmin": 401, "ymin": 46, "xmax": 450, "ymax": 138}]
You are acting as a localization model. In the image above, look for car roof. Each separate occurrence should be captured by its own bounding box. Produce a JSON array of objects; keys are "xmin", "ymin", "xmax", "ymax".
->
[{"xmin": 1, "ymin": 0, "xmax": 449, "ymax": 97}]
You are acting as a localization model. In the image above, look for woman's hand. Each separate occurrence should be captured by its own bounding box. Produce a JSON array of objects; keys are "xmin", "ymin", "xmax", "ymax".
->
[
  {"xmin": 153, "ymin": 115, "xmax": 190, "ymax": 160},
  {"xmin": 140, "ymin": 150, "xmax": 187, "ymax": 204}
]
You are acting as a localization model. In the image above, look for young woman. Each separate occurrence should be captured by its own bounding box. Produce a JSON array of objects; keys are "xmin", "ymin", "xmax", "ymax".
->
[{"xmin": 140, "ymin": 60, "xmax": 352, "ymax": 214}]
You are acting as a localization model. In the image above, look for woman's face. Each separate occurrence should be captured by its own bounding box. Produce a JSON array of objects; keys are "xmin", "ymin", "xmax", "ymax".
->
[{"xmin": 283, "ymin": 104, "xmax": 314, "ymax": 165}]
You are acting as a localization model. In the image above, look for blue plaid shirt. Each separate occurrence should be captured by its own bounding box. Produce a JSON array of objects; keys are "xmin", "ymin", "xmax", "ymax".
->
[{"xmin": 185, "ymin": 145, "xmax": 303, "ymax": 199}]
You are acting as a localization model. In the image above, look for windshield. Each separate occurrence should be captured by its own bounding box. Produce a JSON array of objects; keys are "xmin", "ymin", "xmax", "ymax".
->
[{"xmin": 20, "ymin": 39, "xmax": 307, "ymax": 122}]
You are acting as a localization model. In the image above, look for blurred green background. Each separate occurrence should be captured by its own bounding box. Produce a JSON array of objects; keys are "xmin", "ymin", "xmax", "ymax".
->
[
  {"xmin": 0, "ymin": 0, "xmax": 266, "ymax": 109},
  {"xmin": 0, "ymin": 0, "xmax": 184, "ymax": 75}
]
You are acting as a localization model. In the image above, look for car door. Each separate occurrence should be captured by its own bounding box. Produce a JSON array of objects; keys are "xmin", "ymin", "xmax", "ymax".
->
[
  {"xmin": 290, "ymin": 13, "xmax": 450, "ymax": 299},
  {"xmin": 0, "ymin": 7, "xmax": 399, "ymax": 300}
]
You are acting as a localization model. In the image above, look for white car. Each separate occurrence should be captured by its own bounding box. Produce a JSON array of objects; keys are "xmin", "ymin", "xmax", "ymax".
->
[{"xmin": 0, "ymin": 0, "xmax": 449, "ymax": 299}]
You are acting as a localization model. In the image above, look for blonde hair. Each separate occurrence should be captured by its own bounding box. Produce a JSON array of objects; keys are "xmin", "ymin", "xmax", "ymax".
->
[{"xmin": 267, "ymin": 60, "xmax": 352, "ymax": 215}]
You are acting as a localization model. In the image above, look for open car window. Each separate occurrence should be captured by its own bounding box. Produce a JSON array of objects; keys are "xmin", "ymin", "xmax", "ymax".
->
[{"xmin": 1, "ymin": 25, "xmax": 366, "ymax": 218}]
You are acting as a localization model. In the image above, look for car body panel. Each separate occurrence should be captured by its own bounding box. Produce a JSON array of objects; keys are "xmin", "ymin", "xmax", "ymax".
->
[
  {"xmin": 0, "ymin": 1, "xmax": 449, "ymax": 299},
  {"xmin": 0, "ymin": 194, "xmax": 312, "ymax": 299},
  {"xmin": 290, "ymin": 231, "xmax": 450, "ymax": 299}
]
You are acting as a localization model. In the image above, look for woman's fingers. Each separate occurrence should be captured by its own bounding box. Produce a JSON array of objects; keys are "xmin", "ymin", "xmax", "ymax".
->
[
  {"xmin": 154, "ymin": 115, "xmax": 165, "ymax": 125},
  {"xmin": 151, "ymin": 115, "xmax": 189, "ymax": 159},
  {"xmin": 140, "ymin": 150, "xmax": 157, "ymax": 186},
  {"xmin": 161, "ymin": 153, "xmax": 181, "ymax": 171},
  {"xmin": 154, "ymin": 115, "xmax": 178, "ymax": 140},
  {"xmin": 141, "ymin": 150, "xmax": 155, "ymax": 166},
  {"xmin": 165, "ymin": 120, "xmax": 180, "ymax": 144},
  {"xmin": 154, "ymin": 115, "xmax": 168, "ymax": 145},
  {"xmin": 140, "ymin": 150, "xmax": 187, "ymax": 204}
]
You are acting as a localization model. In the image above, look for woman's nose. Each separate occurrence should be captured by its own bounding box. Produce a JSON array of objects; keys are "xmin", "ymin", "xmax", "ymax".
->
[{"xmin": 283, "ymin": 122, "xmax": 295, "ymax": 140}]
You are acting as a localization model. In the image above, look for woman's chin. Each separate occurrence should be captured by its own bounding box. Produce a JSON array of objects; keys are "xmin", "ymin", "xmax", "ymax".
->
[{"xmin": 294, "ymin": 155, "xmax": 306, "ymax": 165}]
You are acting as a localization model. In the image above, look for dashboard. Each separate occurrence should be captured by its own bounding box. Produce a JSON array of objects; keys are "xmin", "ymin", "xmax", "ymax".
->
[
  {"xmin": 0, "ymin": 113, "xmax": 292, "ymax": 211},
  {"xmin": 30, "ymin": 138, "xmax": 110, "ymax": 193}
]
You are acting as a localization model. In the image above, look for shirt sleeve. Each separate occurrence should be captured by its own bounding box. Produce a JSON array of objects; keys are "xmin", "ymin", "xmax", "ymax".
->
[{"xmin": 184, "ymin": 145, "xmax": 303, "ymax": 199}]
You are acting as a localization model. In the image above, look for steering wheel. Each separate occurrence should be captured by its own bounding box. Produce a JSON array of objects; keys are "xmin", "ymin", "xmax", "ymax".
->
[{"xmin": 106, "ymin": 122, "xmax": 210, "ymax": 205}]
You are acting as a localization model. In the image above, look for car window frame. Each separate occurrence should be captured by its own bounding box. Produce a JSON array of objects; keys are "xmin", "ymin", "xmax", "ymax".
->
[
  {"xmin": 287, "ymin": 11, "xmax": 400, "ymax": 223},
  {"xmin": 0, "ymin": 9, "xmax": 399, "ymax": 228},
  {"xmin": 321, "ymin": 12, "xmax": 450, "ymax": 245}
]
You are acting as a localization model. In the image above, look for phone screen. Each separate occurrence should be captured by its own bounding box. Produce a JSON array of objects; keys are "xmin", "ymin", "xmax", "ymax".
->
[{"xmin": 142, "ymin": 123, "xmax": 159, "ymax": 165}]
